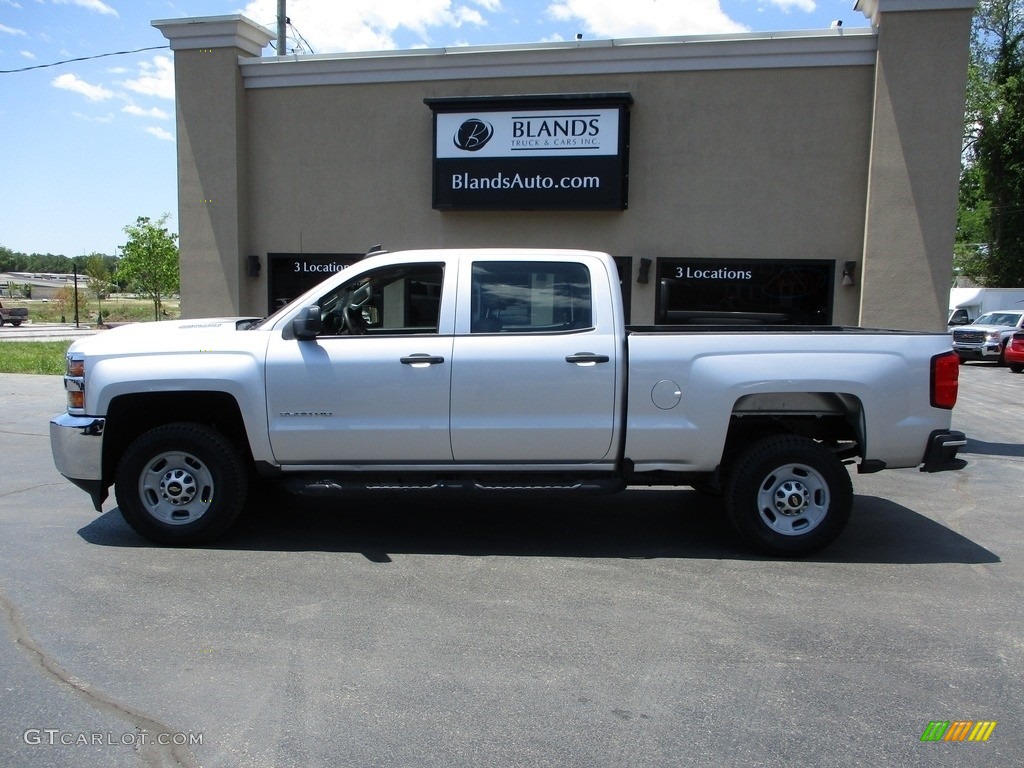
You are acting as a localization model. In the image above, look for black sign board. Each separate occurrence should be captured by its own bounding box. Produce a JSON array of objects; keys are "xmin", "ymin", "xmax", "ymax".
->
[{"xmin": 426, "ymin": 93, "xmax": 632, "ymax": 211}]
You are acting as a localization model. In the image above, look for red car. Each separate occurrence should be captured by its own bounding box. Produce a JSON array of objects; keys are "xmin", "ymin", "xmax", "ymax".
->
[{"xmin": 1006, "ymin": 331, "xmax": 1024, "ymax": 373}]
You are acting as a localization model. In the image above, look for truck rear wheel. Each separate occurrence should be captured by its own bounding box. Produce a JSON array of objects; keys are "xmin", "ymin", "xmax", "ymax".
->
[
  {"xmin": 114, "ymin": 423, "xmax": 248, "ymax": 545},
  {"xmin": 725, "ymin": 435, "xmax": 852, "ymax": 556}
]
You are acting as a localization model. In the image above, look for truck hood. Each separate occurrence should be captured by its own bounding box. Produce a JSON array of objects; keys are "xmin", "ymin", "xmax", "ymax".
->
[
  {"xmin": 960, "ymin": 323, "xmax": 1017, "ymax": 332},
  {"xmin": 68, "ymin": 317, "xmax": 262, "ymax": 356}
]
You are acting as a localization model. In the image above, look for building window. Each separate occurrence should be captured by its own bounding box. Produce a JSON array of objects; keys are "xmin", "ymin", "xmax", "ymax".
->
[
  {"xmin": 267, "ymin": 253, "xmax": 361, "ymax": 314},
  {"xmin": 656, "ymin": 259, "xmax": 834, "ymax": 325}
]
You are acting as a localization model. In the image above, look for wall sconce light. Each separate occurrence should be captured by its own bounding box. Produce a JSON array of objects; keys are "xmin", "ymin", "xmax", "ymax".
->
[
  {"xmin": 842, "ymin": 261, "xmax": 856, "ymax": 287},
  {"xmin": 247, "ymin": 254, "xmax": 261, "ymax": 278},
  {"xmin": 637, "ymin": 258, "xmax": 652, "ymax": 284}
]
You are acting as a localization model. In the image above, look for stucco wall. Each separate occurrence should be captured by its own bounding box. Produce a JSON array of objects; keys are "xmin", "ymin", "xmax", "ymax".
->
[
  {"xmin": 243, "ymin": 66, "xmax": 874, "ymax": 325},
  {"xmin": 157, "ymin": 1, "xmax": 973, "ymax": 329}
]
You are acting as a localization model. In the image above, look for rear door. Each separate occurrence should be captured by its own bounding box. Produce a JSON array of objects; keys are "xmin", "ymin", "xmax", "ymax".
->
[{"xmin": 449, "ymin": 258, "xmax": 618, "ymax": 463}]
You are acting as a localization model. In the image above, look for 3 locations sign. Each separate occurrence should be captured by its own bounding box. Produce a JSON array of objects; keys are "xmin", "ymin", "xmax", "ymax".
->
[
  {"xmin": 657, "ymin": 259, "xmax": 835, "ymax": 325},
  {"xmin": 267, "ymin": 253, "xmax": 360, "ymax": 313},
  {"xmin": 426, "ymin": 93, "xmax": 632, "ymax": 211}
]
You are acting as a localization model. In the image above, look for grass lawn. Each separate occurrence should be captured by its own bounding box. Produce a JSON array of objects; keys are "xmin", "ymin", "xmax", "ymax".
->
[
  {"xmin": 0, "ymin": 296, "xmax": 180, "ymax": 375},
  {"xmin": 0, "ymin": 341, "xmax": 74, "ymax": 375},
  {"xmin": 1, "ymin": 296, "xmax": 179, "ymax": 325}
]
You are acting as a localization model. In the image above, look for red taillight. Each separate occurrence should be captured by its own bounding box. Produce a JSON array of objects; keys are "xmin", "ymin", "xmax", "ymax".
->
[{"xmin": 930, "ymin": 351, "xmax": 959, "ymax": 409}]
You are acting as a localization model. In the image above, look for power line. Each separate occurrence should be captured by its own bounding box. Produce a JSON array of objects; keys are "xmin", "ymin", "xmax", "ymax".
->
[
  {"xmin": 0, "ymin": 45, "xmax": 169, "ymax": 75},
  {"xmin": 289, "ymin": 21, "xmax": 315, "ymax": 55}
]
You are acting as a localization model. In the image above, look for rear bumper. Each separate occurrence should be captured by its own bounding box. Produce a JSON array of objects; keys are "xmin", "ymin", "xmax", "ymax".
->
[
  {"xmin": 920, "ymin": 429, "xmax": 967, "ymax": 473},
  {"xmin": 50, "ymin": 413, "xmax": 107, "ymax": 510}
]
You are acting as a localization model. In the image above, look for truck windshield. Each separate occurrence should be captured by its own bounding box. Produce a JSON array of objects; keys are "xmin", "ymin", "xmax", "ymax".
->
[{"xmin": 975, "ymin": 312, "xmax": 1023, "ymax": 326}]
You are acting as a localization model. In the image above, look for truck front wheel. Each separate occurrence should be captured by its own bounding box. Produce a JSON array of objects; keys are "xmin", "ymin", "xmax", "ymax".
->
[
  {"xmin": 114, "ymin": 423, "xmax": 248, "ymax": 545},
  {"xmin": 725, "ymin": 435, "xmax": 852, "ymax": 556}
]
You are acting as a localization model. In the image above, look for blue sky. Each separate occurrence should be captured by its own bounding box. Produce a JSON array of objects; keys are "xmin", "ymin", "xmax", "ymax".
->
[{"xmin": 1, "ymin": 0, "xmax": 868, "ymax": 257}]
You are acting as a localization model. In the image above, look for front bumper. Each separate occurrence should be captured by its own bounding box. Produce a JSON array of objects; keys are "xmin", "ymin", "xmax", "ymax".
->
[
  {"xmin": 50, "ymin": 413, "xmax": 107, "ymax": 510},
  {"xmin": 920, "ymin": 429, "xmax": 968, "ymax": 473},
  {"xmin": 952, "ymin": 343, "xmax": 1001, "ymax": 359}
]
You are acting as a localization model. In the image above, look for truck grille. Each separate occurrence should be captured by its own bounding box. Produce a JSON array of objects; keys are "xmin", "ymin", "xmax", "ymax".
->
[{"xmin": 953, "ymin": 329, "xmax": 985, "ymax": 343}]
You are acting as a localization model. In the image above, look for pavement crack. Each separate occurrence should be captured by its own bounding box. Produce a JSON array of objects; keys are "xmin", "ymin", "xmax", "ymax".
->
[
  {"xmin": 0, "ymin": 482, "xmax": 67, "ymax": 499},
  {"xmin": 0, "ymin": 587, "xmax": 199, "ymax": 768}
]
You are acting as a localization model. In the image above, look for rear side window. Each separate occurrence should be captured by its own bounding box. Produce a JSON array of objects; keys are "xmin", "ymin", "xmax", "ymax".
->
[{"xmin": 471, "ymin": 262, "xmax": 592, "ymax": 334}]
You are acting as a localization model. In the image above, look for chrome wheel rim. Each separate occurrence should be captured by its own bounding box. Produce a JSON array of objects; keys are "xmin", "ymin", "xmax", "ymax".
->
[
  {"xmin": 138, "ymin": 450, "xmax": 214, "ymax": 525},
  {"xmin": 755, "ymin": 462, "xmax": 830, "ymax": 536}
]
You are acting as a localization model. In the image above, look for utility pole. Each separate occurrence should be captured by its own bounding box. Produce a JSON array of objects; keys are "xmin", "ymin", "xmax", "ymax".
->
[
  {"xmin": 72, "ymin": 265, "xmax": 80, "ymax": 328},
  {"xmin": 277, "ymin": 0, "xmax": 287, "ymax": 56}
]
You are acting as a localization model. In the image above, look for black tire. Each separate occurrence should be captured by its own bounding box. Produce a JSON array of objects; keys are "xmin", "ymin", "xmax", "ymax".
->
[
  {"xmin": 1010, "ymin": 364, "xmax": 1024, "ymax": 374},
  {"xmin": 725, "ymin": 435, "xmax": 852, "ymax": 556},
  {"xmin": 11, "ymin": 319, "xmax": 22, "ymax": 327},
  {"xmin": 114, "ymin": 423, "xmax": 248, "ymax": 545}
]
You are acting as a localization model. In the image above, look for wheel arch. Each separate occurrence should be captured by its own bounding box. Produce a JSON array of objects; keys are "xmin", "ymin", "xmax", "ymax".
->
[
  {"xmin": 722, "ymin": 391, "xmax": 864, "ymax": 468},
  {"xmin": 101, "ymin": 391, "xmax": 252, "ymax": 486}
]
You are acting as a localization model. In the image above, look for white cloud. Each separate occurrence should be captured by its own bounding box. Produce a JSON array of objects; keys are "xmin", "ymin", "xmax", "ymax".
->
[
  {"xmin": 72, "ymin": 111, "xmax": 114, "ymax": 123},
  {"xmin": 52, "ymin": 72, "xmax": 114, "ymax": 101},
  {"xmin": 145, "ymin": 126, "xmax": 175, "ymax": 141},
  {"xmin": 767, "ymin": 0, "xmax": 816, "ymax": 12},
  {"xmin": 123, "ymin": 104, "xmax": 170, "ymax": 120},
  {"xmin": 122, "ymin": 55, "xmax": 174, "ymax": 100},
  {"xmin": 52, "ymin": 0, "xmax": 118, "ymax": 17},
  {"xmin": 20, "ymin": 49, "xmax": 36, "ymax": 59},
  {"xmin": 547, "ymin": 0, "xmax": 747, "ymax": 38},
  {"xmin": 239, "ymin": 0, "xmax": 495, "ymax": 52},
  {"xmin": 0, "ymin": 23, "xmax": 28, "ymax": 36}
]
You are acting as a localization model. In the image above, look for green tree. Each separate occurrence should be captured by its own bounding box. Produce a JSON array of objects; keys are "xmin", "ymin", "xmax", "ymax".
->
[
  {"xmin": 83, "ymin": 253, "xmax": 112, "ymax": 323},
  {"xmin": 117, "ymin": 215, "xmax": 179, "ymax": 321},
  {"xmin": 959, "ymin": 0, "xmax": 1024, "ymax": 286},
  {"xmin": 52, "ymin": 285, "xmax": 85, "ymax": 324},
  {"xmin": 0, "ymin": 246, "xmax": 19, "ymax": 272}
]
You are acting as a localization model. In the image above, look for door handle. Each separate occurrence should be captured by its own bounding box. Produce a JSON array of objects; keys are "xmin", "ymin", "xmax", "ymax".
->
[
  {"xmin": 565, "ymin": 352, "xmax": 610, "ymax": 365},
  {"xmin": 400, "ymin": 354, "xmax": 446, "ymax": 367}
]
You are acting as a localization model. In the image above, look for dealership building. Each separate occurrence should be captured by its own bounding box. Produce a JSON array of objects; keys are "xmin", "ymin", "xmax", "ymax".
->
[{"xmin": 154, "ymin": 0, "xmax": 973, "ymax": 329}]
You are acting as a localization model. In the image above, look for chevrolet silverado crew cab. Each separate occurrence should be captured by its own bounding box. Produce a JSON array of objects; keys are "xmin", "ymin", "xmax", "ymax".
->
[{"xmin": 50, "ymin": 249, "xmax": 966, "ymax": 555}]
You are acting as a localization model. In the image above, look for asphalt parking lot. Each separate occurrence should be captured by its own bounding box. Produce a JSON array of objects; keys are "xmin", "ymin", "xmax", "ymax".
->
[{"xmin": 0, "ymin": 364, "xmax": 1021, "ymax": 768}]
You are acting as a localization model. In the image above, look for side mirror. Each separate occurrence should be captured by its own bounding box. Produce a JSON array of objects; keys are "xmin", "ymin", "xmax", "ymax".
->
[{"xmin": 291, "ymin": 306, "xmax": 322, "ymax": 340}]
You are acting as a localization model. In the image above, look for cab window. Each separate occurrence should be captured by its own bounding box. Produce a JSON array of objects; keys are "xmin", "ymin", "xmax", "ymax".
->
[
  {"xmin": 317, "ymin": 263, "xmax": 443, "ymax": 336},
  {"xmin": 470, "ymin": 262, "xmax": 592, "ymax": 334}
]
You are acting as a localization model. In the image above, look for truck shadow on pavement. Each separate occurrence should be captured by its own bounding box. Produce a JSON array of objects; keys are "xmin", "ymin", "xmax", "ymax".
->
[
  {"xmin": 964, "ymin": 437, "xmax": 1024, "ymax": 457},
  {"xmin": 77, "ymin": 489, "xmax": 999, "ymax": 566}
]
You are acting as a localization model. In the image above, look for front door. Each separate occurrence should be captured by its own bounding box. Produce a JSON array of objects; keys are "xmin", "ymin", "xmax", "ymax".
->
[{"xmin": 266, "ymin": 262, "xmax": 454, "ymax": 464}]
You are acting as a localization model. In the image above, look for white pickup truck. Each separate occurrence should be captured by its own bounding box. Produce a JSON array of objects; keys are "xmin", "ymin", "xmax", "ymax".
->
[
  {"xmin": 950, "ymin": 309, "xmax": 1024, "ymax": 364},
  {"xmin": 50, "ymin": 249, "xmax": 966, "ymax": 555}
]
